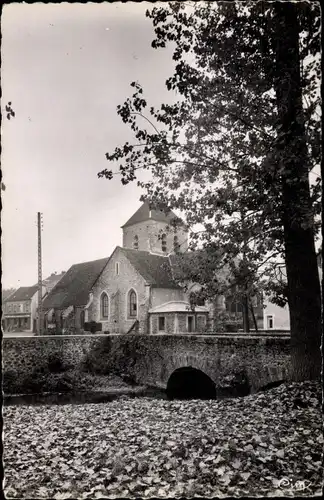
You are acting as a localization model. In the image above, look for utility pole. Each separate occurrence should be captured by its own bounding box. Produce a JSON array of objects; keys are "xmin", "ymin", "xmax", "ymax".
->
[{"xmin": 37, "ymin": 212, "xmax": 43, "ymax": 335}]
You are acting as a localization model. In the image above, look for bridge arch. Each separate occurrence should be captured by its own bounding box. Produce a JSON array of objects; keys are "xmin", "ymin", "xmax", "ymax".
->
[{"xmin": 166, "ymin": 367, "xmax": 217, "ymax": 400}]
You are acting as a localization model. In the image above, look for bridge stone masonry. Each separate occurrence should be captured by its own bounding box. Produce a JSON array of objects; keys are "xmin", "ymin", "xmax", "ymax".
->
[
  {"xmin": 95, "ymin": 333, "xmax": 292, "ymax": 397},
  {"xmin": 3, "ymin": 332, "xmax": 291, "ymax": 398}
]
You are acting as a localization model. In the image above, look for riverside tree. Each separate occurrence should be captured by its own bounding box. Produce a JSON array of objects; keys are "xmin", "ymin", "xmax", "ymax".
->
[{"xmin": 99, "ymin": 2, "xmax": 321, "ymax": 380}]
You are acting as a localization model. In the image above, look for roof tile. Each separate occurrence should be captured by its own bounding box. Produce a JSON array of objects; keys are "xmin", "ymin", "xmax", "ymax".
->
[
  {"xmin": 119, "ymin": 247, "xmax": 180, "ymax": 289},
  {"xmin": 4, "ymin": 286, "xmax": 39, "ymax": 302}
]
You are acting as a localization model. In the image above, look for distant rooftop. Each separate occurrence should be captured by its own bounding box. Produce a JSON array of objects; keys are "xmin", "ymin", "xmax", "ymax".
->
[
  {"xmin": 42, "ymin": 271, "xmax": 66, "ymax": 290},
  {"xmin": 4, "ymin": 285, "xmax": 39, "ymax": 302}
]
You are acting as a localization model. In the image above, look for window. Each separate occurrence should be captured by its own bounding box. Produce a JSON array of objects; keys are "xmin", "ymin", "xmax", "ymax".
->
[
  {"xmin": 133, "ymin": 235, "xmax": 139, "ymax": 250},
  {"xmin": 227, "ymin": 299, "xmax": 243, "ymax": 314},
  {"xmin": 173, "ymin": 235, "xmax": 180, "ymax": 253},
  {"xmin": 100, "ymin": 293, "xmax": 109, "ymax": 319},
  {"xmin": 267, "ymin": 315, "xmax": 274, "ymax": 329},
  {"xmin": 158, "ymin": 316, "xmax": 165, "ymax": 332},
  {"xmin": 187, "ymin": 315, "xmax": 195, "ymax": 333},
  {"xmin": 115, "ymin": 262, "xmax": 120, "ymax": 275},
  {"xmin": 128, "ymin": 289, "xmax": 137, "ymax": 318},
  {"xmin": 161, "ymin": 233, "xmax": 167, "ymax": 253}
]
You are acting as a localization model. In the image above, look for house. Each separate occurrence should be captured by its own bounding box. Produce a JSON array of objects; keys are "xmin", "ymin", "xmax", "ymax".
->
[
  {"xmin": 263, "ymin": 301, "xmax": 290, "ymax": 331},
  {"xmin": 262, "ymin": 252, "xmax": 322, "ymax": 331},
  {"xmin": 2, "ymin": 272, "xmax": 67, "ymax": 333},
  {"xmin": 2, "ymin": 285, "xmax": 45, "ymax": 332}
]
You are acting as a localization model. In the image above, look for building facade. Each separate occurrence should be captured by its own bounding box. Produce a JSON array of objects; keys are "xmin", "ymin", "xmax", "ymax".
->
[
  {"xmin": 2, "ymin": 285, "xmax": 45, "ymax": 332},
  {"xmin": 2, "ymin": 272, "xmax": 67, "ymax": 333}
]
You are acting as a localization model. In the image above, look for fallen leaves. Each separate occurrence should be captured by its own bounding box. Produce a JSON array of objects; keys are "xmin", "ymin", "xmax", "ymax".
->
[{"xmin": 3, "ymin": 381, "xmax": 323, "ymax": 498}]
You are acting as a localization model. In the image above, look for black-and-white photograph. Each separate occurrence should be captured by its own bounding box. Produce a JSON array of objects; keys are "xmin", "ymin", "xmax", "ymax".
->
[{"xmin": 1, "ymin": 1, "xmax": 322, "ymax": 498}]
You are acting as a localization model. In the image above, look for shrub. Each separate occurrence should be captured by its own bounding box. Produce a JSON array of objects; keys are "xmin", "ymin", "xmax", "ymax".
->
[
  {"xmin": 3, "ymin": 369, "xmax": 20, "ymax": 394},
  {"xmin": 47, "ymin": 353, "xmax": 64, "ymax": 373},
  {"xmin": 19, "ymin": 368, "xmax": 49, "ymax": 393}
]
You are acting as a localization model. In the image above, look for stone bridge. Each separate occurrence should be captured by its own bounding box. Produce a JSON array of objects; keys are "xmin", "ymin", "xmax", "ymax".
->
[
  {"xmin": 102, "ymin": 333, "xmax": 291, "ymax": 397},
  {"xmin": 3, "ymin": 333, "xmax": 291, "ymax": 398}
]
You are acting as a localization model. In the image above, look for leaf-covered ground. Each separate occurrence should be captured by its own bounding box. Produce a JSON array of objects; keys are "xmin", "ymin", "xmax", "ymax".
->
[{"xmin": 3, "ymin": 381, "xmax": 323, "ymax": 498}]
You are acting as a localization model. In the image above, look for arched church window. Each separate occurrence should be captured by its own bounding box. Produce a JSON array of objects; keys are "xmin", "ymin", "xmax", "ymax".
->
[
  {"xmin": 162, "ymin": 234, "xmax": 167, "ymax": 253},
  {"xmin": 173, "ymin": 235, "xmax": 180, "ymax": 253},
  {"xmin": 100, "ymin": 292, "xmax": 109, "ymax": 319},
  {"xmin": 134, "ymin": 235, "xmax": 139, "ymax": 250},
  {"xmin": 128, "ymin": 289, "xmax": 137, "ymax": 318}
]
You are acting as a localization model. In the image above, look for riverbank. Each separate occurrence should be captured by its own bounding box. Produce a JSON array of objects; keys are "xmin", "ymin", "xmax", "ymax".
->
[
  {"xmin": 3, "ymin": 381, "xmax": 322, "ymax": 498},
  {"xmin": 3, "ymin": 371, "xmax": 156, "ymax": 405},
  {"xmin": 3, "ymin": 369, "xmax": 141, "ymax": 396}
]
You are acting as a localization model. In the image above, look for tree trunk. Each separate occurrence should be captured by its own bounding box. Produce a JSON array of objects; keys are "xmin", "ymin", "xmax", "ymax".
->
[
  {"xmin": 273, "ymin": 3, "xmax": 322, "ymax": 381},
  {"xmin": 242, "ymin": 294, "xmax": 250, "ymax": 333},
  {"xmin": 250, "ymin": 301, "xmax": 258, "ymax": 332}
]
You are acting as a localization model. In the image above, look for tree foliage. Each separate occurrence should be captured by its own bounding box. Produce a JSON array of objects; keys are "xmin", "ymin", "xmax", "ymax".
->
[
  {"xmin": 99, "ymin": 2, "xmax": 320, "ymax": 302},
  {"xmin": 99, "ymin": 1, "xmax": 322, "ymax": 376}
]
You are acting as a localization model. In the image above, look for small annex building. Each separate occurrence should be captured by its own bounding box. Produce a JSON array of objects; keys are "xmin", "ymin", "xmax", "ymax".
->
[{"xmin": 149, "ymin": 301, "xmax": 209, "ymax": 335}]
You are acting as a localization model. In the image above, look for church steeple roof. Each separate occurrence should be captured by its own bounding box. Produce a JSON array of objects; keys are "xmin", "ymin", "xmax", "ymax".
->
[{"xmin": 121, "ymin": 201, "xmax": 179, "ymax": 228}]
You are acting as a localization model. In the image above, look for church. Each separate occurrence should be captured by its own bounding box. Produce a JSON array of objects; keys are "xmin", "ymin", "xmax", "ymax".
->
[{"xmin": 42, "ymin": 202, "xmax": 219, "ymax": 335}]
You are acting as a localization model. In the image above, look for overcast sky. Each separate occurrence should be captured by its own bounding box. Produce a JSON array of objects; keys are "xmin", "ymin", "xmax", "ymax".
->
[{"xmin": 1, "ymin": 2, "xmax": 177, "ymax": 289}]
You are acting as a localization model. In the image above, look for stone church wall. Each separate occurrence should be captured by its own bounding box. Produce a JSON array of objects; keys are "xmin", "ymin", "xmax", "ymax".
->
[{"xmin": 90, "ymin": 248, "xmax": 149, "ymax": 334}]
